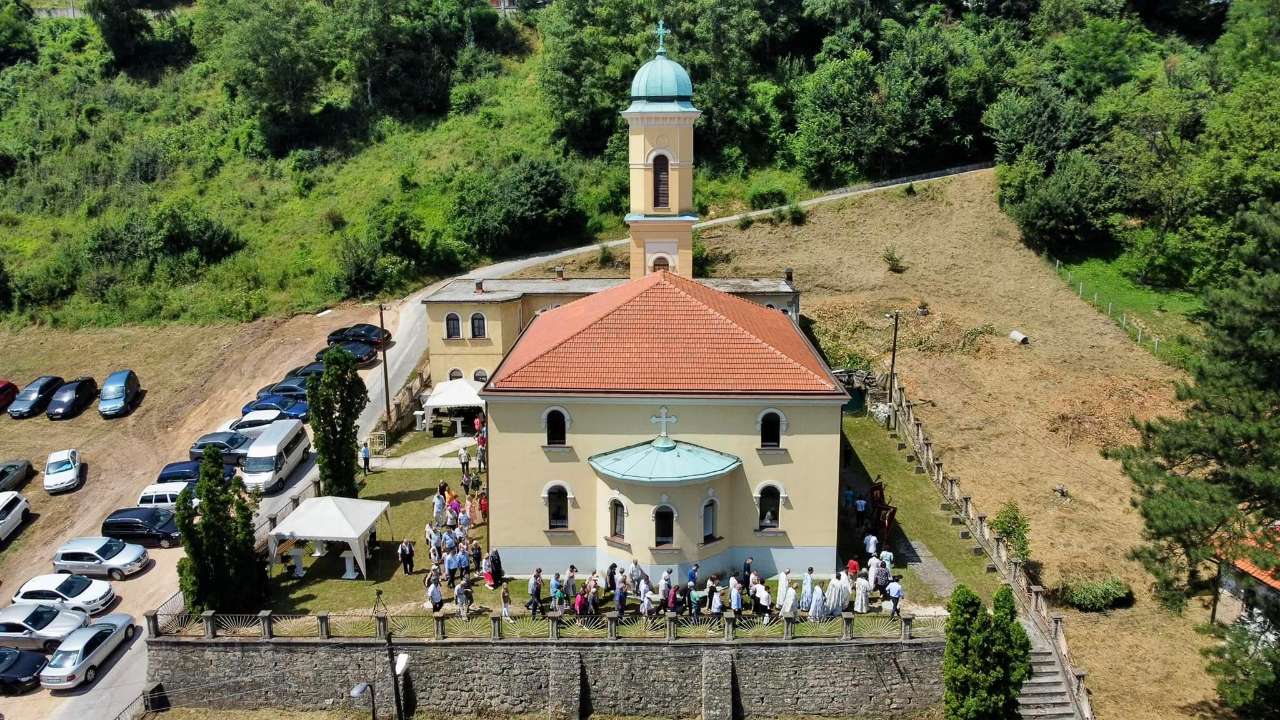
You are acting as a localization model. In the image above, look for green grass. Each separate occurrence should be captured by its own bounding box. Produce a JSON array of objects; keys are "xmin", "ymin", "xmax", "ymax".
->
[
  {"xmin": 384, "ymin": 431, "xmax": 455, "ymax": 458},
  {"xmin": 843, "ymin": 414, "xmax": 999, "ymax": 604},
  {"xmin": 1058, "ymin": 257, "xmax": 1203, "ymax": 368}
]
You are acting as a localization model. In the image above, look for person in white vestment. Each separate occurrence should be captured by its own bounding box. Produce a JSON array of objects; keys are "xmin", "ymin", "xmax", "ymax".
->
[
  {"xmin": 800, "ymin": 567, "xmax": 814, "ymax": 610},
  {"xmin": 808, "ymin": 583, "xmax": 827, "ymax": 619},
  {"xmin": 854, "ymin": 571, "xmax": 871, "ymax": 613},
  {"xmin": 777, "ymin": 569, "xmax": 791, "ymax": 606},
  {"xmin": 780, "ymin": 583, "xmax": 797, "ymax": 615}
]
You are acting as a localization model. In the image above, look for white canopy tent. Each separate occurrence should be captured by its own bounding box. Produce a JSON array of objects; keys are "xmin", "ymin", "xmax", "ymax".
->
[
  {"xmin": 420, "ymin": 378, "xmax": 485, "ymax": 410},
  {"xmin": 267, "ymin": 496, "xmax": 391, "ymax": 579}
]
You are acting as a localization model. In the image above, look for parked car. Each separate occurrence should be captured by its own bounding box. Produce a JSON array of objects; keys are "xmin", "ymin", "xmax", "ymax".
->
[
  {"xmin": 155, "ymin": 460, "xmax": 235, "ymax": 485},
  {"xmin": 0, "ymin": 646, "xmax": 47, "ymax": 695},
  {"xmin": 52, "ymin": 538, "xmax": 148, "ymax": 580},
  {"xmin": 97, "ymin": 370, "xmax": 141, "ymax": 418},
  {"xmin": 45, "ymin": 377, "xmax": 98, "ymax": 420},
  {"xmin": 0, "ymin": 492, "xmax": 30, "ymax": 544},
  {"xmin": 100, "ymin": 508, "xmax": 180, "ymax": 548},
  {"xmin": 39, "ymin": 613, "xmax": 134, "ymax": 689},
  {"xmin": 0, "ymin": 604, "xmax": 87, "ymax": 653},
  {"xmin": 327, "ymin": 323, "xmax": 391, "ymax": 347},
  {"xmin": 188, "ymin": 432, "xmax": 252, "ymax": 466},
  {"xmin": 12, "ymin": 575, "xmax": 114, "ymax": 616},
  {"xmin": 42, "ymin": 450, "xmax": 82, "ymax": 494},
  {"xmin": 317, "ymin": 340, "xmax": 378, "ymax": 366},
  {"xmin": 0, "ymin": 380, "xmax": 17, "ymax": 412},
  {"xmin": 240, "ymin": 395, "xmax": 308, "ymax": 421},
  {"xmin": 255, "ymin": 378, "xmax": 308, "ymax": 401},
  {"xmin": 136, "ymin": 482, "xmax": 197, "ymax": 511},
  {"xmin": 220, "ymin": 409, "xmax": 288, "ymax": 438},
  {"xmin": 284, "ymin": 362, "xmax": 325, "ymax": 381},
  {"xmin": 7, "ymin": 377, "xmax": 64, "ymax": 419},
  {"xmin": 0, "ymin": 460, "xmax": 33, "ymax": 492}
]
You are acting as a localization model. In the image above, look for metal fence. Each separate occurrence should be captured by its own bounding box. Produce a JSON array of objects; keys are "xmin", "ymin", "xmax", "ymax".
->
[{"xmin": 147, "ymin": 608, "xmax": 944, "ymax": 644}]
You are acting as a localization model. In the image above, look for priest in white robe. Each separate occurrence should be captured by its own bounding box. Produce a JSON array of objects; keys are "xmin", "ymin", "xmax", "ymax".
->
[
  {"xmin": 800, "ymin": 568, "xmax": 814, "ymax": 610},
  {"xmin": 780, "ymin": 583, "xmax": 797, "ymax": 615},
  {"xmin": 808, "ymin": 583, "xmax": 827, "ymax": 619},
  {"xmin": 777, "ymin": 568, "xmax": 791, "ymax": 605},
  {"xmin": 854, "ymin": 572, "xmax": 871, "ymax": 613}
]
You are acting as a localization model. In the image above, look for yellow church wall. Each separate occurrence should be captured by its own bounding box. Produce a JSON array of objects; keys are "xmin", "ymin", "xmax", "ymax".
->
[
  {"xmin": 628, "ymin": 223, "xmax": 695, "ymax": 278},
  {"xmin": 425, "ymin": 300, "xmax": 523, "ymax": 386},
  {"xmin": 485, "ymin": 396, "xmax": 842, "ymax": 575},
  {"xmin": 518, "ymin": 292, "xmax": 597, "ymax": 319},
  {"xmin": 627, "ymin": 122, "xmax": 694, "ymax": 215}
]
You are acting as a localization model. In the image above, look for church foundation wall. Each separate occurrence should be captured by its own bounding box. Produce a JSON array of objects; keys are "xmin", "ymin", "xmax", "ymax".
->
[{"xmin": 146, "ymin": 636, "xmax": 942, "ymax": 719}]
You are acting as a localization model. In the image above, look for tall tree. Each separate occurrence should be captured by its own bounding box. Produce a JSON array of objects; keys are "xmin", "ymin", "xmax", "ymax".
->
[
  {"xmin": 308, "ymin": 346, "xmax": 368, "ymax": 498},
  {"xmin": 944, "ymin": 584, "xmax": 989, "ymax": 720},
  {"xmin": 85, "ymin": 0, "xmax": 150, "ymax": 64},
  {"xmin": 1205, "ymin": 609, "xmax": 1280, "ymax": 718},
  {"xmin": 176, "ymin": 447, "xmax": 267, "ymax": 612},
  {"xmin": 944, "ymin": 584, "xmax": 1031, "ymax": 720},
  {"xmin": 1108, "ymin": 201, "xmax": 1280, "ymax": 607},
  {"xmin": 0, "ymin": 0, "xmax": 35, "ymax": 70}
]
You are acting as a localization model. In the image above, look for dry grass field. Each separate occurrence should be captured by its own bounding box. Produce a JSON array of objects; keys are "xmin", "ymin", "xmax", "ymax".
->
[{"xmin": 513, "ymin": 170, "xmax": 1220, "ymax": 720}]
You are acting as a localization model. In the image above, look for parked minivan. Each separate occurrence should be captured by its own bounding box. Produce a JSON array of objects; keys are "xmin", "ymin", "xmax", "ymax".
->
[
  {"xmin": 135, "ymin": 482, "xmax": 193, "ymax": 510},
  {"xmin": 98, "ymin": 370, "xmax": 141, "ymax": 418},
  {"xmin": 240, "ymin": 419, "xmax": 309, "ymax": 494}
]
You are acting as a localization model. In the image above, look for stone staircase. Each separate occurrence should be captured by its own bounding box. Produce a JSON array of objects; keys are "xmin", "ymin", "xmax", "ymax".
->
[{"xmin": 1018, "ymin": 645, "xmax": 1078, "ymax": 719}]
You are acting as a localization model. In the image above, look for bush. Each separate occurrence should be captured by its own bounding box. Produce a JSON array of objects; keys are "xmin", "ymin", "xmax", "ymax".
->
[
  {"xmin": 990, "ymin": 501, "xmax": 1031, "ymax": 562},
  {"xmin": 597, "ymin": 242, "xmax": 615, "ymax": 268},
  {"xmin": 786, "ymin": 203, "xmax": 807, "ymax": 225},
  {"xmin": 448, "ymin": 157, "xmax": 584, "ymax": 256},
  {"xmin": 747, "ymin": 182, "xmax": 789, "ymax": 210},
  {"xmin": 736, "ymin": 215, "xmax": 754, "ymax": 230},
  {"xmin": 882, "ymin": 245, "xmax": 907, "ymax": 273},
  {"xmin": 449, "ymin": 82, "xmax": 486, "ymax": 115},
  {"xmin": 333, "ymin": 232, "xmax": 385, "ymax": 299},
  {"xmin": 322, "ymin": 208, "xmax": 346, "ymax": 232},
  {"xmin": 1057, "ymin": 576, "xmax": 1133, "ymax": 611}
]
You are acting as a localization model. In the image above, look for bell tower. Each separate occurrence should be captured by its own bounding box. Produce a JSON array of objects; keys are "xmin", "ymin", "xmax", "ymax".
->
[{"xmin": 623, "ymin": 21, "xmax": 700, "ymax": 280}]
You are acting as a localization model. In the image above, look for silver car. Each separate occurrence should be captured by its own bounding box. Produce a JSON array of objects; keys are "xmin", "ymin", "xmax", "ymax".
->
[
  {"xmin": 51, "ymin": 538, "xmax": 148, "ymax": 581},
  {"xmin": 39, "ymin": 613, "xmax": 134, "ymax": 689},
  {"xmin": 0, "ymin": 604, "xmax": 88, "ymax": 653}
]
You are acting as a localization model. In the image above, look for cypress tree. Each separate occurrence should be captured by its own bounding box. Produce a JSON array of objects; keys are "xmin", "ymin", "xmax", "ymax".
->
[
  {"xmin": 944, "ymin": 584, "xmax": 988, "ymax": 720},
  {"xmin": 176, "ymin": 447, "xmax": 267, "ymax": 612},
  {"xmin": 944, "ymin": 585, "xmax": 1030, "ymax": 720},
  {"xmin": 308, "ymin": 346, "xmax": 368, "ymax": 498}
]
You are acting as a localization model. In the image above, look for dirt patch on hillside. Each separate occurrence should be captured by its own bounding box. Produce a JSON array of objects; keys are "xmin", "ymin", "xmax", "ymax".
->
[{"xmin": 510, "ymin": 171, "xmax": 1214, "ymax": 719}]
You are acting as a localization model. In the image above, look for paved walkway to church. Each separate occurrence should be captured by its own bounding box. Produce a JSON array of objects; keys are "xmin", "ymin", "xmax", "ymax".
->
[{"xmin": 890, "ymin": 524, "xmax": 958, "ymax": 600}]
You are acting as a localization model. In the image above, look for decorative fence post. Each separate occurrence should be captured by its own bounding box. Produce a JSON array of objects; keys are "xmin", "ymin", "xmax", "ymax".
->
[
  {"xmin": 258, "ymin": 610, "xmax": 274, "ymax": 640},
  {"xmin": 665, "ymin": 612, "xmax": 677, "ymax": 642},
  {"xmin": 1030, "ymin": 586, "xmax": 1045, "ymax": 616},
  {"xmin": 548, "ymin": 611, "xmax": 562, "ymax": 641},
  {"xmin": 375, "ymin": 614, "xmax": 389, "ymax": 640},
  {"xmin": 267, "ymin": 513, "xmax": 278, "ymax": 531},
  {"xmin": 782, "ymin": 611, "xmax": 796, "ymax": 641},
  {"xmin": 933, "ymin": 460, "xmax": 944, "ymax": 489},
  {"xmin": 491, "ymin": 612, "xmax": 503, "ymax": 640},
  {"xmin": 976, "ymin": 514, "xmax": 988, "ymax": 542},
  {"xmin": 606, "ymin": 612, "xmax": 619, "ymax": 641},
  {"xmin": 144, "ymin": 611, "xmax": 160, "ymax": 638},
  {"xmin": 960, "ymin": 496, "xmax": 972, "ymax": 522},
  {"xmin": 993, "ymin": 535, "xmax": 1006, "ymax": 566},
  {"xmin": 1074, "ymin": 669, "xmax": 1094, "ymax": 720},
  {"xmin": 900, "ymin": 614, "xmax": 914, "ymax": 640},
  {"xmin": 317, "ymin": 612, "xmax": 331, "ymax": 639},
  {"xmin": 201, "ymin": 611, "xmax": 217, "ymax": 639},
  {"xmin": 841, "ymin": 612, "xmax": 854, "ymax": 640},
  {"xmin": 723, "ymin": 611, "xmax": 735, "ymax": 641},
  {"xmin": 1010, "ymin": 560, "xmax": 1023, "ymax": 588},
  {"xmin": 433, "ymin": 612, "xmax": 446, "ymax": 641}
]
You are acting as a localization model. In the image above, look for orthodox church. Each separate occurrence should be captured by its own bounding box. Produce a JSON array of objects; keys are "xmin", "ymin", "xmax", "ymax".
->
[{"xmin": 426, "ymin": 30, "xmax": 848, "ymax": 577}]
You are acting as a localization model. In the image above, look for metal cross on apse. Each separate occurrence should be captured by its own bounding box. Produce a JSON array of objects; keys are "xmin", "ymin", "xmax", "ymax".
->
[
  {"xmin": 655, "ymin": 19, "xmax": 669, "ymax": 53},
  {"xmin": 650, "ymin": 406, "xmax": 678, "ymax": 436}
]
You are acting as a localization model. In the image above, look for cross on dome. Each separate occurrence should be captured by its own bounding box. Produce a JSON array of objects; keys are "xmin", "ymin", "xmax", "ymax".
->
[
  {"xmin": 650, "ymin": 406, "xmax": 678, "ymax": 436},
  {"xmin": 654, "ymin": 19, "xmax": 669, "ymax": 54}
]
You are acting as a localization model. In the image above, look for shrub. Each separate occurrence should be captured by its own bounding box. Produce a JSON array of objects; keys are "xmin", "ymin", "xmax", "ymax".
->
[
  {"xmin": 747, "ymin": 182, "xmax": 789, "ymax": 210},
  {"xmin": 448, "ymin": 157, "xmax": 585, "ymax": 256},
  {"xmin": 693, "ymin": 238, "xmax": 712, "ymax": 277},
  {"xmin": 333, "ymin": 231, "xmax": 385, "ymax": 299},
  {"xmin": 322, "ymin": 208, "xmax": 346, "ymax": 232},
  {"xmin": 736, "ymin": 215, "xmax": 754, "ymax": 230},
  {"xmin": 597, "ymin": 242, "xmax": 615, "ymax": 268},
  {"xmin": 882, "ymin": 245, "xmax": 907, "ymax": 273},
  {"xmin": 786, "ymin": 203, "xmax": 807, "ymax": 225},
  {"xmin": 449, "ymin": 82, "xmax": 486, "ymax": 115},
  {"xmin": 1057, "ymin": 576, "xmax": 1133, "ymax": 611},
  {"xmin": 903, "ymin": 182, "xmax": 917, "ymax": 197},
  {"xmin": 990, "ymin": 501, "xmax": 1031, "ymax": 562}
]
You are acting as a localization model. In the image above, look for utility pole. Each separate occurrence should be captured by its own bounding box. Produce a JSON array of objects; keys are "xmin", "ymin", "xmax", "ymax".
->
[
  {"xmin": 378, "ymin": 303, "xmax": 393, "ymax": 424},
  {"xmin": 885, "ymin": 310, "xmax": 900, "ymax": 404}
]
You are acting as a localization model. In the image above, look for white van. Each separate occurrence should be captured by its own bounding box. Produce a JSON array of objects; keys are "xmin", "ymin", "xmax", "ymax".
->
[
  {"xmin": 136, "ymin": 482, "xmax": 193, "ymax": 510},
  {"xmin": 241, "ymin": 419, "xmax": 310, "ymax": 493}
]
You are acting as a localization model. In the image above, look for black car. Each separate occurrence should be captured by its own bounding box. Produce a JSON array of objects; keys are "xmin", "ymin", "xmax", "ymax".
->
[
  {"xmin": 46, "ymin": 377, "xmax": 98, "ymax": 420},
  {"xmin": 327, "ymin": 323, "xmax": 392, "ymax": 347},
  {"xmin": 285, "ymin": 362, "xmax": 326, "ymax": 381},
  {"xmin": 156, "ymin": 460, "xmax": 236, "ymax": 484},
  {"xmin": 256, "ymin": 378, "xmax": 309, "ymax": 402},
  {"xmin": 0, "ymin": 646, "xmax": 47, "ymax": 695},
  {"xmin": 316, "ymin": 341, "xmax": 378, "ymax": 366},
  {"xmin": 188, "ymin": 432, "xmax": 253, "ymax": 466},
  {"xmin": 101, "ymin": 507, "xmax": 181, "ymax": 548},
  {"xmin": 7, "ymin": 376, "xmax": 64, "ymax": 419}
]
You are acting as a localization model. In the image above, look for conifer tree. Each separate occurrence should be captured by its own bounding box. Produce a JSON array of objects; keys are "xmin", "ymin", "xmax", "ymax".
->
[
  {"xmin": 944, "ymin": 584, "xmax": 1030, "ymax": 720},
  {"xmin": 176, "ymin": 447, "xmax": 267, "ymax": 611},
  {"xmin": 308, "ymin": 346, "xmax": 368, "ymax": 498}
]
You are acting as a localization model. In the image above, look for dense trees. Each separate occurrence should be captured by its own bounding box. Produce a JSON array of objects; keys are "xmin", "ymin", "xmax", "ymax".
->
[
  {"xmin": 0, "ymin": 0, "xmax": 35, "ymax": 69},
  {"xmin": 449, "ymin": 157, "xmax": 585, "ymax": 256},
  {"xmin": 943, "ymin": 585, "xmax": 1031, "ymax": 720},
  {"xmin": 176, "ymin": 447, "xmax": 267, "ymax": 612},
  {"xmin": 308, "ymin": 347, "xmax": 369, "ymax": 499}
]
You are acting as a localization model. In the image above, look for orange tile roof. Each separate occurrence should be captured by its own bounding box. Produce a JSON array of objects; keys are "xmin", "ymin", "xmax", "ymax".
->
[
  {"xmin": 1232, "ymin": 530, "xmax": 1280, "ymax": 592},
  {"xmin": 488, "ymin": 271, "xmax": 845, "ymax": 395}
]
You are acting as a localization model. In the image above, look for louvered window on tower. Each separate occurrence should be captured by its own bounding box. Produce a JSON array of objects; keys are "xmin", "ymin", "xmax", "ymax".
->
[{"xmin": 653, "ymin": 155, "xmax": 670, "ymax": 208}]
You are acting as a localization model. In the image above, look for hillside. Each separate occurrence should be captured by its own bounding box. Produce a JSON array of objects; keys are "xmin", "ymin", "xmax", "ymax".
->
[{"xmin": 515, "ymin": 171, "xmax": 1217, "ymax": 720}]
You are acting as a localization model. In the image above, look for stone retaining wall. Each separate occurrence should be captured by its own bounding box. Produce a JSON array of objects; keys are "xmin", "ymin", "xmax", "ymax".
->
[{"xmin": 147, "ymin": 636, "xmax": 943, "ymax": 719}]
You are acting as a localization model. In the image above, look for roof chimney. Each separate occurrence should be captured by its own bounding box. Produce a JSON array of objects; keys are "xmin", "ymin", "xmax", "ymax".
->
[
  {"xmin": 474, "ymin": 279, "xmax": 484, "ymax": 294},
  {"xmin": 784, "ymin": 267, "xmax": 794, "ymax": 284},
  {"xmin": 555, "ymin": 266, "xmax": 565, "ymax": 280}
]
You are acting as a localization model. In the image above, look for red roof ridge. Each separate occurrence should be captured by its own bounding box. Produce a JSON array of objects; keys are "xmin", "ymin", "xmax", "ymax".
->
[{"xmin": 656, "ymin": 273, "xmax": 836, "ymax": 391}]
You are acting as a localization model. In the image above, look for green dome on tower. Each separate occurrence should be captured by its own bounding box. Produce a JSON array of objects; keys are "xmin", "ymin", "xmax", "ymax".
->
[{"xmin": 624, "ymin": 21, "xmax": 698, "ymax": 114}]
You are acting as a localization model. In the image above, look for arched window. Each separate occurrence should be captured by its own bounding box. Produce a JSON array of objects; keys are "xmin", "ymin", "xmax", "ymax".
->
[
  {"xmin": 609, "ymin": 499, "xmax": 625, "ymax": 540},
  {"xmin": 653, "ymin": 154, "xmax": 670, "ymax": 209},
  {"xmin": 702, "ymin": 500, "xmax": 717, "ymax": 543},
  {"xmin": 652, "ymin": 256, "xmax": 670, "ymax": 273},
  {"xmin": 448, "ymin": 368, "xmax": 463, "ymax": 381},
  {"xmin": 765, "ymin": 303, "xmax": 775, "ymax": 309},
  {"xmin": 473, "ymin": 369, "xmax": 488, "ymax": 383},
  {"xmin": 444, "ymin": 313, "xmax": 461, "ymax": 339},
  {"xmin": 758, "ymin": 486, "xmax": 780, "ymax": 530},
  {"xmin": 470, "ymin": 313, "xmax": 486, "ymax": 339},
  {"xmin": 545, "ymin": 409, "xmax": 567, "ymax": 446},
  {"xmin": 654, "ymin": 506, "xmax": 675, "ymax": 546},
  {"xmin": 547, "ymin": 486, "xmax": 569, "ymax": 530},
  {"xmin": 760, "ymin": 411, "xmax": 782, "ymax": 448}
]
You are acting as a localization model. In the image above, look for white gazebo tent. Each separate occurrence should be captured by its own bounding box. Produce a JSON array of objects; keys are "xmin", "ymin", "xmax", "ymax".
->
[
  {"xmin": 419, "ymin": 378, "xmax": 485, "ymax": 435},
  {"xmin": 268, "ymin": 496, "xmax": 391, "ymax": 579}
]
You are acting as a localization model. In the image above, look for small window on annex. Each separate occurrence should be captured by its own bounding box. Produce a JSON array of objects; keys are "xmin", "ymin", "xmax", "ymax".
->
[
  {"xmin": 758, "ymin": 486, "xmax": 780, "ymax": 530},
  {"xmin": 609, "ymin": 500, "xmax": 625, "ymax": 540},
  {"xmin": 702, "ymin": 500, "xmax": 717, "ymax": 544},
  {"xmin": 545, "ymin": 409, "xmax": 567, "ymax": 446},
  {"xmin": 654, "ymin": 507, "xmax": 675, "ymax": 547},
  {"xmin": 444, "ymin": 313, "xmax": 461, "ymax": 339},
  {"xmin": 760, "ymin": 411, "xmax": 782, "ymax": 448},
  {"xmin": 547, "ymin": 486, "xmax": 569, "ymax": 530}
]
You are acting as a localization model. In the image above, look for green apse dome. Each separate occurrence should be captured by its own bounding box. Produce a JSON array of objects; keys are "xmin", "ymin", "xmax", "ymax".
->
[{"xmin": 624, "ymin": 22, "xmax": 698, "ymax": 114}]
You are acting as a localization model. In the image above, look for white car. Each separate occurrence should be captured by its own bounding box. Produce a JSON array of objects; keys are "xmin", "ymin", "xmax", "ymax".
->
[
  {"xmin": 43, "ymin": 450, "xmax": 81, "ymax": 494},
  {"xmin": 218, "ymin": 410, "xmax": 286, "ymax": 440},
  {"xmin": 0, "ymin": 491, "xmax": 30, "ymax": 543},
  {"xmin": 13, "ymin": 575, "xmax": 115, "ymax": 616}
]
